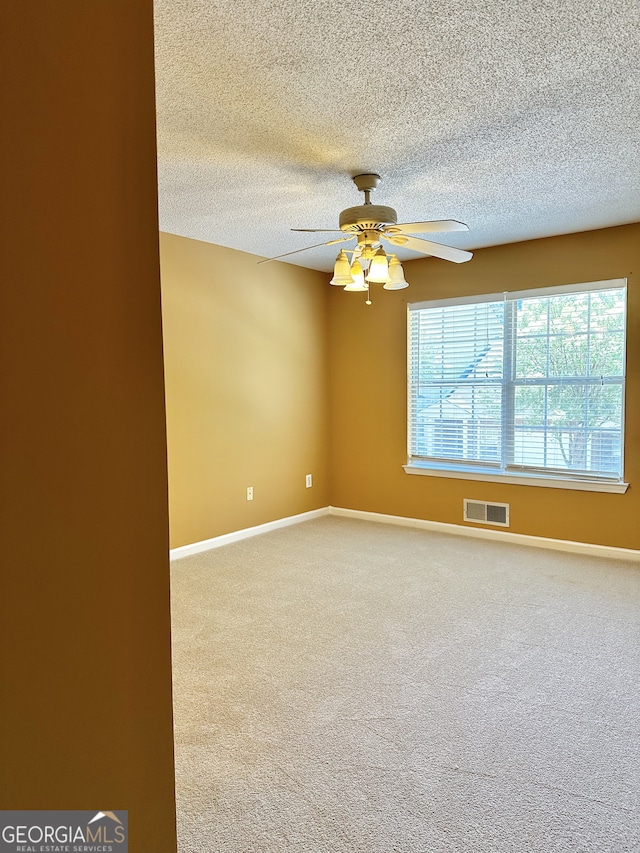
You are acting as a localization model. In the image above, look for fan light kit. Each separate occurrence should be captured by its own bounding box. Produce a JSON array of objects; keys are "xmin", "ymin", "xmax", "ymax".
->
[{"xmin": 260, "ymin": 174, "xmax": 473, "ymax": 304}]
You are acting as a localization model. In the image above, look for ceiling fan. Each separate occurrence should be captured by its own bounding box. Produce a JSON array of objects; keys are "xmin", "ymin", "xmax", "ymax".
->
[{"xmin": 259, "ymin": 173, "xmax": 473, "ymax": 295}]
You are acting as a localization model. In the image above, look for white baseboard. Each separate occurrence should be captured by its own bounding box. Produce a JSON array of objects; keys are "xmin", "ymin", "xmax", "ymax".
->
[
  {"xmin": 329, "ymin": 506, "xmax": 640, "ymax": 563},
  {"xmin": 170, "ymin": 507, "xmax": 330, "ymax": 561},
  {"xmin": 170, "ymin": 504, "xmax": 640, "ymax": 564}
]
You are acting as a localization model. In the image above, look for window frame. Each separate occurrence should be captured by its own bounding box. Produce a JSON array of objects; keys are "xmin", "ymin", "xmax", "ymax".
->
[{"xmin": 405, "ymin": 279, "xmax": 629, "ymax": 494}]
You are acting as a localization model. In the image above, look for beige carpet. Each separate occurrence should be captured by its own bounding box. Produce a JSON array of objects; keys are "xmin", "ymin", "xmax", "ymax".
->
[{"xmin": 170, "ymin": 516, "xmax": 640, "ymax": 852}]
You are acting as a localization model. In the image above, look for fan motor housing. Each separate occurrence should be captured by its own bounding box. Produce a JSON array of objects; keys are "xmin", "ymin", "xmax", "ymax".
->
[{"xmin": 339, "ymin": 204, "xmax": 398, "ymax": 231}]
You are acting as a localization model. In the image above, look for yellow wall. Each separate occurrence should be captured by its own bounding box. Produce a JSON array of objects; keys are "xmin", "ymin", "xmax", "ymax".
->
[
  {"xmin": 161, "ymin": 233, "xmax": 330, "ymax": 548},
  {"xmin": 0, "ymin": 4, "xmax": 177, "ymax": 850},
  {"xmin": 329, "ymin": 223, "xmax": 640, "ymax": 550}
]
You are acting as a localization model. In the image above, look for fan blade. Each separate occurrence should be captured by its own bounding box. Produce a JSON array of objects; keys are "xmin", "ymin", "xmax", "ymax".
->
[
  {"xmin": 382, "ymin": 233, "xmax": 473, "ymax": 263},
  {"xmin": 291, "ymin": 228, "xmax": 345, "ymax": 233},
  {"xmin": 384, "ymin": 220, "xmax": 469, "ymax": 235},
  {"xmin": 257, "ymin": 236, "xmax": 354, "ymax": 264}
]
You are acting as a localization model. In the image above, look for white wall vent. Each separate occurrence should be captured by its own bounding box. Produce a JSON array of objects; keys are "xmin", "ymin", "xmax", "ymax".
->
[{"xmin": 463, "ymin": 499, "xmax": 510, "ymax": 527}]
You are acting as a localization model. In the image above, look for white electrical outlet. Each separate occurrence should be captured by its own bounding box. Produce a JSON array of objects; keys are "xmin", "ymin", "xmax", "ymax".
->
[
  {"xmin": 246, "ymin": 486, "xmax": 253, "ymax": 501},
  {"xmin": 305, "ymin": 474, "xmax": 312, "ymax": 488}
]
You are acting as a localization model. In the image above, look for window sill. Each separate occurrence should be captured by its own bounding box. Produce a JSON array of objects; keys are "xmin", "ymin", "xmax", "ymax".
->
[{"xmin": 403, "ymin": 463, "xmax": 629, "ymax": 494}]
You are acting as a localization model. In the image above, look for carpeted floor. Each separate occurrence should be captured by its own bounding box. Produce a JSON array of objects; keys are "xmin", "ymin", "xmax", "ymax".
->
[{"xmin": 170, "ymin": 516, "xmax": 640, "ymax": 852}]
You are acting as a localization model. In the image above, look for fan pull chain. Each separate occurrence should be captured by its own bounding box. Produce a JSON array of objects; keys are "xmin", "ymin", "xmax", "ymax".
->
[{"xmin": 366, "ymin": 282, "xmax": 372, "ymax": 306}]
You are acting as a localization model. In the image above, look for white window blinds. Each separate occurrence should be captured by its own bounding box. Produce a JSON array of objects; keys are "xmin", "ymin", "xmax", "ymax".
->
[{"xmin": 408, "ymin": 280, "xmax": 627, "ymax": 483}]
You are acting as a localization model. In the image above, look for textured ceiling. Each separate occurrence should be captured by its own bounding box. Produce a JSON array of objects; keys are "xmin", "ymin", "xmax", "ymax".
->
[{"xmin": 154, "ymin": 0, "xmax": 640, "ymax": 272}]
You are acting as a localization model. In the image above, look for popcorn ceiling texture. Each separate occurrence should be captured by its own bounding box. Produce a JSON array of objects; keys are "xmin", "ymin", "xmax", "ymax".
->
[{"xmin": 154, "ymin": 0, "xmax": 640, "ymax": 271}]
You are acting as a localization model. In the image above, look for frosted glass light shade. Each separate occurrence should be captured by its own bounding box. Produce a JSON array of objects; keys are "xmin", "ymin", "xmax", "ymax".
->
[
  {"xmin": 365, "ymin": 247, "xmax": 390, "ymax": 283},
  {"xmin": 344, "ymin": 259, "xmax": 367, "ymax": 291},
  {"xmin": 330, "ymin": 250, "xmax": 354, "ymax": 286},
  {"xmin": 383, "ymin": 255, "xmax": 410, "ymax": 290}
]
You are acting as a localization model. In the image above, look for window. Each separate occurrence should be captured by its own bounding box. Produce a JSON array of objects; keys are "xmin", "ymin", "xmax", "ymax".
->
[{"xmin": 406, "ymin": 279, "xmax": 627, "ymax": 492}]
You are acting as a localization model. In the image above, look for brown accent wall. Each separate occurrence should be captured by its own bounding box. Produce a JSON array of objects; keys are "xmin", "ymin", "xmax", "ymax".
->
[
  {"xmin": 329, "ymin": 224, "xmax": 640, "ymax": 550},
  {"xmin": 161, "ymin": 233, "xmax": 330, "ymax": 549},
  {"xmin": 0, "ymin": 4, "xmax": 177, "ymax": 850}
]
